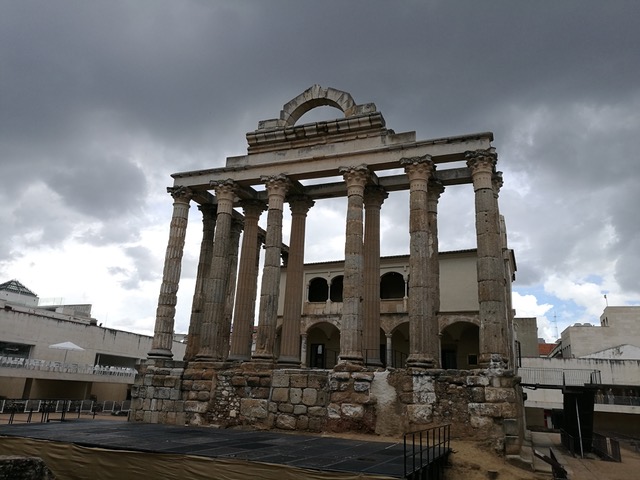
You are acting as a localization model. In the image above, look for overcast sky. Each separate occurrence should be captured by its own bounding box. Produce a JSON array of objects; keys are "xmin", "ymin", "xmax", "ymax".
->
[{"xmin": 2, "ymin": 0, "xmax": 639, "ymax": 342}]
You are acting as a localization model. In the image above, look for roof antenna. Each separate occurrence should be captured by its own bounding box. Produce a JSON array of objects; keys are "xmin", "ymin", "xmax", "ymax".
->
[
  {"xmin": 604, "ymin": 294, "xmax": 609, "ymax": 307},
  {"xmin": 553, "ymin": 311, "xmax": 559, "ymax": 341}
]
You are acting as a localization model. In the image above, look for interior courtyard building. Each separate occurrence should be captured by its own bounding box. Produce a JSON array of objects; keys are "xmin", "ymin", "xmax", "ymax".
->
[{"xmin": 131, "ymin": 86, "xmax": 523, "ymax": 453}]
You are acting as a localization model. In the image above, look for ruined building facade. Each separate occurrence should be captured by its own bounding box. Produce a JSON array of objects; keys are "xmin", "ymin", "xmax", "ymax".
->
[{"xmin": 131, "ymin": 86, "xmax": 523, "ymax": 452}]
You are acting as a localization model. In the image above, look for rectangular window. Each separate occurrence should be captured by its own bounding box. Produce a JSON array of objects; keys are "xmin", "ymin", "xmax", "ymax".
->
[{"xmin": 467, "ymin": 354, "xmax": 478, "ymax": 366}]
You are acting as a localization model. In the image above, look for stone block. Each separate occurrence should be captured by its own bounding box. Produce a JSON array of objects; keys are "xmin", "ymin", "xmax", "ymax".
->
[
  {"xmin": 176, "ymin": 412, "xmax": 186, "ymax": 425},
  {"xmin": 0, "ymin": 455, "xmax": 56, "ymax": 479},
  {"xmin": 184, "ymin": 401, "xmax": 208, "ymax": 414},
  {"xmin": 272, "ymin": 372, "xmax": 290, "ymax": 388},
  {"xmin": 485, "ymin": 387, "xmax": 516, "ymax": 403},
  {"xmin": 240, "ymin": 398, "xmax": 268, "ymax": 419},
  {"xmin": 271, "ymin": 387, "xmax": 289, "ymax": 402},
  {"xmin": 327, "ymin": 403, "xmax": 341, "ymax": 419},
  {"xmin": 308, "ymin": 374, "xmax": 328, "ymax": 389},
  {"xmin": 302, "ymin": 388, "xmax": 317, "ymax": 406},
  {"xmin": 150, "ymin": 411, "xmax": 159, "ymax": 424},
  {"xmin": 408, "ymin": 404, "xmax": 433, "ymax": 424},
  {"xmin": 276, "ymin": 414, "xmax": 296, "ymax": 430},
  {"xmin": 230, "ymin": 376, "xmax": 246, "ymax": 387},
  {"xmin": 268, "ymin": 402, "xmax": 278, "ymax": 413},
  {"xmin": 503, "ymin": 418, "xmax": 519, "ymax": 436},
  {"xmin": 296, "ymin": 415, "xmax": 309, "ymax": 430},
  {"xmin": 466, "ymin": 375, "xmax": 490, "ymax": 387},
  {"xmin": 316, "ymin": 390, "xmax": 328, "ymax": 405},
  {"xmin": 331, "ymin": 372, "xmax": 351, "ymax": 381},
  {"xmin": 247, "ymin": 376, "xmax": 261, "ymax": 387},
  {"xmin": 468, "ymin": 402, "xmax": 503, "ymax": 418},
  {"xmin": 352, "ymin": 372, "xmax": 374, "ymax": 381},
  {"xmin": 308, "ymin": 417, "xmax": 325, "ymax": 432},
  {"xmin": 293, "ymin": 404, "xmax": 307, "ymax": 415},
  {"xmin": 470, "ymin": 387, "xmax": 485, "ymax": 402},
  {"xmin": 156, "ymin": 388, "xmax": 171, "ymax": 400},
  {"xmin": 290, "ymin": 374, "xmax": 308, "ymax": 388},
  {"xmin": 354, "ymin": 381, "xmax": 370, "ymax": 392},
  {"xmin": 306, "ymin": 406, "xmax": 325, "ymax": 418},
  {"xmin": 196, "ymin": 391, "xmax": 209, "ymax": 401},
  {"xmin": 341, "ymin": 403, "xmax": 364, "ymax": 419},
  {"xmin": 290, "ymin": 388, "xmax": 302, "ymax": 404},
  {"xmin": 278, "ymin": 403, "xmax": 294, "ymax": 413},
  {"xmin": 504, "ymin": 435, "xmax": 521, "ymax": 455}
]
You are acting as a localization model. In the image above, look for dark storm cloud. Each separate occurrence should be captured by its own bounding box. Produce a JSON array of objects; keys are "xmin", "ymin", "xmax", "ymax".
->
[{"xmin": 2, "ymin": 0, "xmax": 640, "ymax": 321}]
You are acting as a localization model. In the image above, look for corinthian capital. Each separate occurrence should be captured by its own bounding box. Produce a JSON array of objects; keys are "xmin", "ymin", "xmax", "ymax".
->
[
  {"xmin": 167, "ymin": 186, "xmax": 193, "ymax": 202},
  {"xmin": 465, "ymin": 148, "xmax": 497, "ymax": 173},
  {"xmin": 339, "ymin": 164, "xmax": 370, "ymax": 189},
  {"xmin": 401, "ymin": 155, "xmax": 434, "ymax": 182}
]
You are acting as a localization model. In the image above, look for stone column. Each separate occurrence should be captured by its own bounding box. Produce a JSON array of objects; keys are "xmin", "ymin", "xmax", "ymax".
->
[
  {"xmin": 148, "ymin": 186, "xmax": 192, "ymax": 359},
  {"xmin": 466, "ymin": 148, "xmax": 509, "ymax": 368},
  {"xmin": 279, "ymin": 196, "xmax": 314, "ymax": 366},
  {"xmin": 385, "ymin": 333, "xmax": 393, "ymax": 368},
  {"xmin": 363, "ymin": 186, "xmax": 387, "ymax": 366},
  {"xmin": 427, "ymin": 179, "xmax": 445, "ymax": 368},
  {"xmin": 228, "ymin": 200, "xmax": 265, "ymax": 361},
  {"xmin": 252, "ymin": 175, "xmax": 290, "ymax": 362},
  {"xmin": 218, "ymin": 217, "xmax": 243, "ymax": 361},
  {"xmin": 184, "ymin": 204, "xmax": 217, "ymax": 361},
  {"xmin": 196, "ymin": 180, "xmax": 236, "ymax": 361},
  {"xmin": 338, "ymin": 165, "xmax": 369, "ymax": 365},
  {"xmin": 401, "ymin": 155, "xmax": 437, "ymax": 369},
  {"xmin": 300, "ymin": 333, "xmax": 308, "ymax": 368}
]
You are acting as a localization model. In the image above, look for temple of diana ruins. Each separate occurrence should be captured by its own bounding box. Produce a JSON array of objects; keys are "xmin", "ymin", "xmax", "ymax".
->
[{"xmin": 131, "ymin": 85, "xmax": 523, "ymax": 452}]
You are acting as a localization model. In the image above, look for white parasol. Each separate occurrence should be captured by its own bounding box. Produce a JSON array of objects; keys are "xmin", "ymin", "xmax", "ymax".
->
[{"xmin": 49, "ymin": 341, "xmax": 85, "ymax": 363}]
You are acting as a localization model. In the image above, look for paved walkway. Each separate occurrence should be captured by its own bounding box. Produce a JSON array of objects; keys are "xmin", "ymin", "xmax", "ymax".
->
[{"xmin": 0, "ymin": 419, "xmax": 407, "ymax": 479}]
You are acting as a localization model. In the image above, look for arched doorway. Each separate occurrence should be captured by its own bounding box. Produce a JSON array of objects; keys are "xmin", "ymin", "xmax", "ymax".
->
[
  {"xmin": 306, "ymin": 322, "xmax": 340, "ymax": 369},
  {"xmin": 440, "ymin": 322, "xmax": 479, "ymax": 370},
  {"xmin": 389, "ymin": 322, "xmax": 410, "ymax": 368}
]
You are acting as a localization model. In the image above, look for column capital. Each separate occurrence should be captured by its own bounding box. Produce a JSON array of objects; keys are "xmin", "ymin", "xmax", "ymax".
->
[
  {"xmin": 364, "ymin": 186, "xmax": 388, "ymax": 209},
  {"xmin": 466, "ymin": 148, "xmax": 497, "ymax": 190},
  {"xmin": 261, "ymin": 174, "xmax": 290, "ymax": 210},
  {"xmin": 466, "ymin": 148, "xmax": 497, "ymax": 173},
  {"xmin": 401, "ymin": 155, "xmax": 434, "ymax": 183},
  {"xmin": 167, "ymin": 186, "xmax": 193, "ymax": 203},
  {"xmin": 288, "ymin": 195, "xmax": 315, "ymax": 216},
  {"xmin": 240, "ymin": 199, "xmax": 267, "ymax": 219},
  {"xmin": 340, "ymin": 164, "xmax": 369, "ymax": 195}
]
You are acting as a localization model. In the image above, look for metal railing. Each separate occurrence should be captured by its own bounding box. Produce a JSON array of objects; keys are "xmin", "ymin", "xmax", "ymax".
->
[
  {"xmin": 0, "ymin": 398, "xmax": 131, "ymax": 424},
  {"xmin": 403, "ymin": 424, "xmax": 451, "ymax": 480},
  {"xmin": 594, "ymin": 394, "xmax": 640, "ymax": 406},
  {"xmin": 519, "ymin": 367, "xmax": 601, "ymax": 387},
  {"xmin": 0, "ymin": 355, "xmax": 137, "ymax": 378},
  {"xmin": 592, "ymin": 432, "xmax": 622, "ymax": 462},
  {"xmin": 560, "ymin": 429, "xmax": 576, "ymax": 457}
]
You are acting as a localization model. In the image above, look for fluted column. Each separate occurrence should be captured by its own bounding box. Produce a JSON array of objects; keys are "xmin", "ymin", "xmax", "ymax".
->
[
  {"xmin": 279, "ymin": 195, "xmax": 314, "ymax": 366},
  {"xmin": 218, "ymin": 217, "xmax": 243, "ymax": 361},
  {"xmin": 338, "ymin": 165, "xmax": 369, "ymax": 365},
  {"xmin": 184, "ymin": 204, "xmax": 217, "ymax": 361},
  {"xmin": 466, "ymin": 148, "xmax": 509, "ymax": 368},
  {"xmin": 402, "ymin": 155, "xmax": 436, "ymax": 369},
  {"xmin": 229, "ymin": 200, "xmax": 265, "ymax": 361},
  {"xmin": 427, "ymin": 179, "xmax": 444, "ymax": 368},
  {"xmin": 363, "ymin": 186, "xmax": 387, "ymax": 366},
  {"xmin": 252, "ymin": 175, "xmax": 290, "ymax": 362},
  {"xmin": 385, "ymin": 333, "xmax": 393, "ymax": 368},
  {"xmin": 196, "ymin": 180, "xmax": 236, "ymax": 361},
  {"xmin": 148, "ymin": 186, "xmax": 192, "ymax": 358}
]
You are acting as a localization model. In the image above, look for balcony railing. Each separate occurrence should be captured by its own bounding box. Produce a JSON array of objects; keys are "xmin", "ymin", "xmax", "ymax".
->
[
  {"xmin": 0, "ymin": 355, "xmax": 137, "ymax": 378},
  {"xmin": 518, "ymin": 367, "xmax": 601, "ymax": 387}
]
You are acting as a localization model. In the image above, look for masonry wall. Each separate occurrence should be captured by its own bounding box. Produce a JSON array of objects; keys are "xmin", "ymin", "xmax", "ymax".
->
[{"xmin": 131, "ymin": 362, "xmax": 523, "ymax": 453}]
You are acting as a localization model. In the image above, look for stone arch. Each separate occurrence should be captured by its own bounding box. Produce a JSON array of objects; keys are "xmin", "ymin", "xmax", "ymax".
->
[
  {"xmin": 308, "ymin": 276, "xmax": 329, "ymax": 302},
  {"xmin": 305, "ymin": 321, "xmax": 340, "ymax": 369},
  {"xmin": 440, "ymin": 321, "xmax": 480, "ymax": 370},
  {"xmin": 280, "ymin": 85, "xmax": 356, "ymax": 126},
  {"xmin": 388, "ymin": 321, "xmax": 410, "ymax": 368},
  {"xmin": 380, "ymin": 271, "xmax": 405, "ymax": 299},
  {"xmin": 329, "ymin": 275, "xmax": 344, "ymax": 302}
]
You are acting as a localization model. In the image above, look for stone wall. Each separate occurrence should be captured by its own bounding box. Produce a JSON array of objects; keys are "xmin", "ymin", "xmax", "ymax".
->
[{"xmin": 131, "ymin": 361, "xmax": 524, "ymax": 453}]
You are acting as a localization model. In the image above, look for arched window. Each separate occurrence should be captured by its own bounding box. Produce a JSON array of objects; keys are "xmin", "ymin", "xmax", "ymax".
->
[
  {"xmin": 329, "ymin": 275, "xmax": 344, "ymax": 302},
  {"xmin": 308, "ymin": 277, "xmax": 329, "ymax": 302},
  {"xmin": 380, "ymin": 272, "xmax": 405, "ymax": 299}
]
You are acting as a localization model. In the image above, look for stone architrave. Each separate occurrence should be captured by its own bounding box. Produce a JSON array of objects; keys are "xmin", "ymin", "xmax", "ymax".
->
[
  {"xmin": 218, "ymin": 217, "xmax": 243, "ymax": 360},
  {"xmin": 401, "ymin": 156, "xmax": 437, "ymax": 369},
  {"xmin": 427, "ymin": 178, "xmax": 444, "ymax": 368},
  {"xmin": 252, "ymin": 175, "xmax": 290, "ymax": 362},
  {"xmin": 363, "ymin": 186, "xmax": 387, "ymax": 366},
  {"xmin": 196, "ymin": 179, "xmax": 236, "ymax": 361},
  {"xmin": 148, "ymin": 186, "xmax": 192, "ymax": 359},
  {"xmin": 338, "ymin": 165, "xmax": 369, "ymax": 365},
  {"xmin": 466, "ymin": 148, "xmax": 509, "ymax": 368},
  {"xmin": 229, "ymin": 200, "xmax": 265, "ymax": 361},
  {"xmin": 278, "ymin": 195, "xmax": 314, "ymax": 366},
  {"xmin": 184, "ymin": 204, "xmax": 217, "ymax": 361}
]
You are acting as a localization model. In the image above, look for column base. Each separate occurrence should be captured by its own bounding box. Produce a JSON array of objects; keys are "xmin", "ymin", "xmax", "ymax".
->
[
  {"xmin": 147, "ymin": 348, "xmax": 173, "ymax": 359},
  {"xmin": 406, "ymin": 354, "xmax": 435, "ymax": 369},
  {"xmin": 226, "ymin": 354, "xmax": 250, "ymax": 362},
  {"xmin": 276, "ymin": 355, "xmax": 301, "ymax": 368},
  {"xmin": 479, "ymin": 353, "xmax": 508, "ymax": 370}
]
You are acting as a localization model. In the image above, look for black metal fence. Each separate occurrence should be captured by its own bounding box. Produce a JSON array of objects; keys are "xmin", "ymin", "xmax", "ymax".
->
[
  {"xmin": 0, "ymin": 398, "xmax": 131, "ymax": 424},
  {"xmin": 403, "ymin": 424, "xmax": 451, "ymax": 480},
  {"xmin": 592, "ymin": 432, "xmax": 622, "ymax": 462}
]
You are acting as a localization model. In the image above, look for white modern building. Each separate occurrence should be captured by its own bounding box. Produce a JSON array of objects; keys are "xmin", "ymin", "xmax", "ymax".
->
[{"xmin": 0, "ymin": 280, "xmax": 186, "ymax": 402}]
